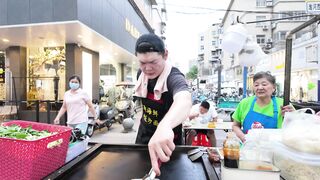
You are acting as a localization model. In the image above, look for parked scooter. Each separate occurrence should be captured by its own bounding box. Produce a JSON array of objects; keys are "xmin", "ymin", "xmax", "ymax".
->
[
  {"xmin": 114, "ymin": 82, "xmax": 135, "ymax": 124},
  {"xmin": 86, "ymin": 99, "xmax": 116, "ymax": 137},
  {"xmin": 115, "ymin": 99, "xmax": 134, "ymax": 124}
]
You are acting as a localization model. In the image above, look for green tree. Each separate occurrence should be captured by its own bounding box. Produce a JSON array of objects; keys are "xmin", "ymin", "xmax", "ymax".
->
[{"xmin": 186, "ymin": 65, "xmax": 198, "ymax": 80}]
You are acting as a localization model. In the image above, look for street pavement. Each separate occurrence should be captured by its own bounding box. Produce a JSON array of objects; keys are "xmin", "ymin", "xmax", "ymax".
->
[
  {"xmin": 89, "ymin": 110, "xmax": 142, "ymax": 144},
  {"xmin": 89, "ymin": 109, "xmax": 227, "ymax": 147}
]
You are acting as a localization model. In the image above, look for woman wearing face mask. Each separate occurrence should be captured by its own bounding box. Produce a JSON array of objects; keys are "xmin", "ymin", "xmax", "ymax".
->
[
  {"xmin": 54, "ymin": 75, "xmax": 98, "ymax": 135},
  {"xmin": 232, "ymin": 71, "xmax": 294, "ymax": 142}
]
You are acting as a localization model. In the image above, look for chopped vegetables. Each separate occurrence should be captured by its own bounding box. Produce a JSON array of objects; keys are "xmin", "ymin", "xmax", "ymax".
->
[{"xmin": 0, "ymin": 124, "xmax": 56, "ymax": 140}]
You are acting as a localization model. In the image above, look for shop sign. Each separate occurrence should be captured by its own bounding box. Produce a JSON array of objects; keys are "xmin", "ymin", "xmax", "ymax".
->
[
  {"xmin": 305, "ymin": 0, "xmax": 320, "ymax": 14},
  {"xmin": 275, "ymin": 62, "xmax": 284, "ymax": 70},
  {"xmin": 125, "ymin": 18, "xmax": 140, "ymax": 39}
]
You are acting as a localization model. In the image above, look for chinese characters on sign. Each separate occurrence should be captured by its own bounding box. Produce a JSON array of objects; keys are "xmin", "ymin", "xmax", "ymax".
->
[
  {"xmin": 143, "ymin": 105, "xmax": 159, "ymax": 126},
  {"xmin": 306, "ymin": 1, "xmax": 320, "ymax": 14},
  {"xmin": 125, "ymin": 18, "xmax": 140, "ymax": 39}
]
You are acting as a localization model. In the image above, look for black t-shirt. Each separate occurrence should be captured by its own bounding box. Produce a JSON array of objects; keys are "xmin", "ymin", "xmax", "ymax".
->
[{"xmin": 135, "ymin": 67, "xmax": 189, "ymax": 145}]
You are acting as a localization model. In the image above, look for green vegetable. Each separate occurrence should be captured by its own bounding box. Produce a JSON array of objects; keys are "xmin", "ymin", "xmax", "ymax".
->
[{"xmin": 0, "ymin": 124, "xmax": 55, "ymax": 140}]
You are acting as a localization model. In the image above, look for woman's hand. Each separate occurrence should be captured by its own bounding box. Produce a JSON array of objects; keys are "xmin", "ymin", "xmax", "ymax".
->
[
  {"xmin": 281, "ymin": 104, "xmax": 295, "ymax": 116},
  {"xmin": 316, "ymin": 111, "xmax": 320, "ymax": 116},
  {"xmin": 54, "ymin": 118, "xmax": 60, "ymax": 124},
  {"xmin": 238, "ymin": 134, "xmax": 246, "ymax": 143},
  {"xmin": 232, "ymin": 121, "xmax": 246, "ymax": 143}
]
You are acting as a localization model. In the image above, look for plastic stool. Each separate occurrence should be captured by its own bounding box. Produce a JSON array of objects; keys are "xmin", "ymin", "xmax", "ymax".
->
[{"xmin": 191, "ymin": 133, "xmax": 211, "ymax": 147}]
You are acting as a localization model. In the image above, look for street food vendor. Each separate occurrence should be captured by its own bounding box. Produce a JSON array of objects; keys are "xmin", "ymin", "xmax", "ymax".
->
[
  {"xmin": 134, "ymin": 33, "xmax": 192, "ymax": 176},
  {"xmin": 232, "ymin": 71, "xmax": 294, "ymax": 142}
]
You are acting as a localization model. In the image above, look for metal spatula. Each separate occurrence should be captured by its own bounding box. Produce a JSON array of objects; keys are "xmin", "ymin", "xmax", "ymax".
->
[
  {"xmin": 131, "ymin": 168, "xmax": 157, "ymax": 180},
  {"xmin": 189, "ymin": 150, "xmax": 206, "ymax": 161},
  {"xmin": 187, "ymin": 147, "xmax": 207, "ymax": 156},
  {"xmin": 132, "ymin": 160, "xmax": 162, "ymax": 180}
]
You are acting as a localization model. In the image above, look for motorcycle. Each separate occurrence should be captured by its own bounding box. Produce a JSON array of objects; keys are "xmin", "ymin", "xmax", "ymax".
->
[
  {"xmin": 115, "ymin": 99, "xmax": 134, "ymax": 124},
  {"xmin": 114, "ymin": 82, "xmax": 135, "ymax": 124},
  {"xmin": 86, "ymin": 100, "xmax": 116, "ymax": 137}
]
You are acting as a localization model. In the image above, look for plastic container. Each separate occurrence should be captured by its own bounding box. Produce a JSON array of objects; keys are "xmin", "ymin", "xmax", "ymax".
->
[
  {"xmin": 221, "ymin": 160, "xmax": 280, "ymax": 180},
  {"xmin": 223, "ymin": 132, "xmax": 240, "ymax": 168},
  {"xmin": 0, "ymin": 120, "xmax": 72, "ymax": 180},
  {"xmin": 273, "ymin": 142, "xmax": 320, "ymax": 180},
  {"xmin": 65, "ymin": 137, "xmax": 89, "ymax": 163}
]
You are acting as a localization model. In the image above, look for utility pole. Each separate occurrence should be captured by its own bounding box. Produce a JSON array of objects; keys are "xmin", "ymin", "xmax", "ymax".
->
[
  {"xmin": 318, "ymin": 19, "xmax": 320, "ymax": 101},
  {"xmin": 243, "ymin": 66, "xmax": 247, "ymax": 98},
  {"xmin": 217, "ymin": 62, "xmax": 222, "ymax": 98},
  {"xmin": 210, "ymin": 48, "xmax": 222, "ymax": 99},
  {"xmin": 217, "ymin": 48, "xmax": 222, "ymax": 98}
]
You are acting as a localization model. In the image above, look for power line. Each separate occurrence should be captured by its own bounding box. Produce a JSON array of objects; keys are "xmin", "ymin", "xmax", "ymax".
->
[
  {"xmin": 161, "ymin": 3, "xmax": 311, "ymax": 15},
  {"xmin": 241, "ymin": 14, "xmax": 315, "ymax": 24},
  {"xmin": 173, "ymin": 9, "xmax": 310, "ymax": 15}
]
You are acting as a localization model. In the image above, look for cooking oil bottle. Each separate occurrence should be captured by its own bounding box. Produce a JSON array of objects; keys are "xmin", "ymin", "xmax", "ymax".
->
[{"xmin": 223, "ymin": 132, "xmax": 240, "ymax": 168}]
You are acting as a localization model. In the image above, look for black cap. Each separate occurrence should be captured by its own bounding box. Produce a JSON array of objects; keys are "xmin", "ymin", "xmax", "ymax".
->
[{"xmin": 135, "ymin": 33, "xmax": 165, "ymax": 54}]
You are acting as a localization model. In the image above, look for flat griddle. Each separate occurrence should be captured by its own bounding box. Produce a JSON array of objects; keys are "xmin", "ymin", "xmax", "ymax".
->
[{"xmin": 45, "ymin": 144, "xmax": 219, "ymax": 180}]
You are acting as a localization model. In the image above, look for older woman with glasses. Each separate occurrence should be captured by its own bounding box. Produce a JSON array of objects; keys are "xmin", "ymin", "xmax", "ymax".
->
[{"xmin": 232, "ymin": 71, "xmax": 294, "ymax": 142}]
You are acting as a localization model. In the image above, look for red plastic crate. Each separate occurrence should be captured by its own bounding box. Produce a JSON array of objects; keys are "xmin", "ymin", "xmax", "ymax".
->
[{"xmin": 0, "ymin": 120, "xmax": 72, "ymax": 180}]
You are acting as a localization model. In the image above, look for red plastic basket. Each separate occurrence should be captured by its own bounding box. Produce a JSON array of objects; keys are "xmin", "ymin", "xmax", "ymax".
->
[{"xmin": 0, "ymin": 120, "xmax": 72, "ymax": 180}]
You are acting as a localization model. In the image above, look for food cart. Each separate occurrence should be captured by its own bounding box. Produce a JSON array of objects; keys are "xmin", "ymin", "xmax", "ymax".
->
[{"xmin": 45, "ymin": 144, "xmax": 219, "ymax": 180}]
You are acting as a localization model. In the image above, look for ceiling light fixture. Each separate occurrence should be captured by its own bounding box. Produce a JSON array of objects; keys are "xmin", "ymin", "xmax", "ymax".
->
[{"xmin": 2, "ymin": 39, "xmax": 9, "ymax": 42}]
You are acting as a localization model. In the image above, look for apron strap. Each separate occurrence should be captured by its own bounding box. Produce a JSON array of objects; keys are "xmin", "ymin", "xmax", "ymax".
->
[
  {"xmin": 272, "ymin": 96, "xmax": 278, "ymax": 121},
  {"xmin": 250, "ymin": 97, "xmax": 257, "ymax": 111},
  {"xmin": 250, "ymin": 96, "xmax": 278, "ymax": 121}
]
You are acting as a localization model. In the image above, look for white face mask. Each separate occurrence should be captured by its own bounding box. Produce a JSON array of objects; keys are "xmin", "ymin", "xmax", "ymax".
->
[{"xmin": 69, "ymin": 82, "xmax": 80, "ymax": 90}]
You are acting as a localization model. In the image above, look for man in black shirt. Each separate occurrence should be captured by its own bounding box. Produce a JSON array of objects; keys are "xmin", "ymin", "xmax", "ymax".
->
[{"xmin": 134, "ymin": 33, "xmax": 191, "ymax": 176}]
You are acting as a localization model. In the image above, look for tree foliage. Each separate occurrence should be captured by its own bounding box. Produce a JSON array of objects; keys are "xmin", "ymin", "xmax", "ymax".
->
[{"xmin": 186, "ymin": 65, "xmax": 198, "ymax": 80}]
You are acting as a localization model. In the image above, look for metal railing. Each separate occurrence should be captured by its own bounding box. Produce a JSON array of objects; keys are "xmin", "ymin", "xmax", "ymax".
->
[{"xmin": 0, "ymin": 100, "xmax": 66, "ymax": 124}]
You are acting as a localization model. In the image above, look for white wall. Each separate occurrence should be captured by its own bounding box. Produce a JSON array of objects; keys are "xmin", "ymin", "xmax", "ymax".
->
[{"xmin": 82, "ymin": 51, "xmax": 93, "ymax": 99}]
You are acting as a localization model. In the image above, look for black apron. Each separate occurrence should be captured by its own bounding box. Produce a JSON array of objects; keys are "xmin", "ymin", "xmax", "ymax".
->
[{"xmin": 135, "ymin": 78, "xmax": 182, "ymax": 145}]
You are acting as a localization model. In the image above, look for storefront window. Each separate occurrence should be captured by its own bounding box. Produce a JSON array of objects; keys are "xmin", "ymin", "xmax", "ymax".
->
[
  {"xmin": 0, "ymin": 53, "xmax": 5, "ymax": 100},
  {"xmin": 125, "ymin": 65, "xmax": 132, "ymax": 82},
  {"xmin": 290, "ymin": 70, "xmax": 318, "ymax": 102},
  {"xmin": 100, "ymin": 64, "xmax": 116, "ymax": 89},
  {"xmin": 27, "ymin": 47, "xmax": 66, "ymax": 107}
]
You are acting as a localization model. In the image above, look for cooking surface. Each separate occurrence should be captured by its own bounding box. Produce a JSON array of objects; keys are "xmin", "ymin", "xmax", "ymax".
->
[{"xmin": 53, "ymin": 145, "xmax": 214, "ymax": 180}]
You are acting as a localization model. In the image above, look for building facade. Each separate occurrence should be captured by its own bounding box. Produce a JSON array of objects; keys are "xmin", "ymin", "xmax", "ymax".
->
[
  {"xmin": 0, "ymin": 0, "xmax": 166, "ymax": 121},
  {"xmin": 219, "ymin": 0, "xmax": 319, "ymax": 101},
  {"xmin": 197, "ymin": 24, "xmax": 223, "ymax": 89},
  {"xmin": 0, "ymin": 0, "xmax": 166, "ymax": 101}
]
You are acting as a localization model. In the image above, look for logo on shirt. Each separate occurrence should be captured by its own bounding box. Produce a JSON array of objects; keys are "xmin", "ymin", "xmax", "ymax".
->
[{"xmin": 251, "ymin": 121, "xmax": 264, "ymax": 129}]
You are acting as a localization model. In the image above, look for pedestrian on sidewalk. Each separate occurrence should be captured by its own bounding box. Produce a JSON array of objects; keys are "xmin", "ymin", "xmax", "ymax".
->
[
  {"xmin": 54, "ymin": 75, "xmax": 98, "ymax": 135},
  {"xmin": 134, "ymin": 33, "xmax": 192, "ymax": 176}
]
